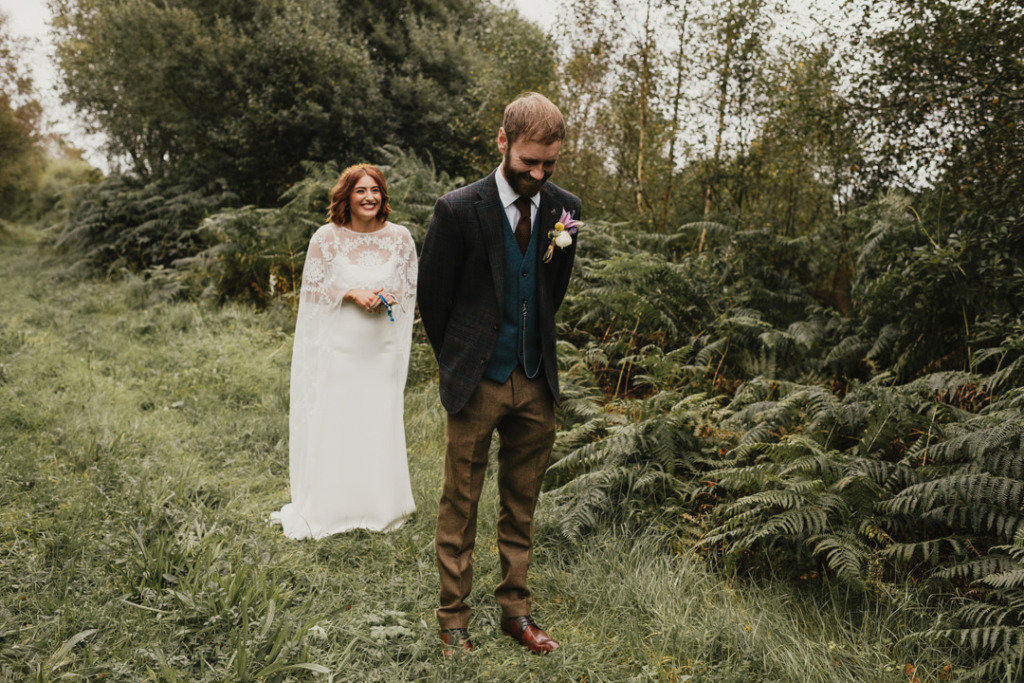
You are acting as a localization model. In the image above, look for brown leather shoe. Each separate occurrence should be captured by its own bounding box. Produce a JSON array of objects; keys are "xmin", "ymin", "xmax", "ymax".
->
[
  {"xmin": 501, "ymin": 615, "xmax": 560, "ymax": 654},
  {"xmin": 439, "ymin": 628, "xmax": 473, "ymax": 656}
]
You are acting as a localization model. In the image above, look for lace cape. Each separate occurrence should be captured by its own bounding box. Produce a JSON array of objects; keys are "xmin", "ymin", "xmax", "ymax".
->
[{"xmin": 278, "ymin": 221, "xmax": 418, "ymax": 537}]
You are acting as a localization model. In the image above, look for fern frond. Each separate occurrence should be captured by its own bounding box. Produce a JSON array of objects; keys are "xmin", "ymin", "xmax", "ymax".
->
[
  {"xmin": 738, "ymin": 506, "xmax": 829, "ymax": 548},
  {"xmin": 880, "ymin": 537, "xmax": 970, "ymax": 565},
  {"xmin": 979, "ymin": 569, "xmax": 1024, "ymax": 591},
  {"xmin": 810, "ymin": 533, "xmax": 869, "ymax": 584}
]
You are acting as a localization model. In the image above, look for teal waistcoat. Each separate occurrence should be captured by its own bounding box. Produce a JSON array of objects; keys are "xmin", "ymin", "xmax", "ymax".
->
[{"xmin": 483, "ymin": 208, "xmax": 542, "ymax": 382}]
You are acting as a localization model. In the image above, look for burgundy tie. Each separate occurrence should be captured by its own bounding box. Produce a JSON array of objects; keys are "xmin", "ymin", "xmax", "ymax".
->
[{"xmin": 513, "ymin": 197, "xmax": 532, "ymax": 254}]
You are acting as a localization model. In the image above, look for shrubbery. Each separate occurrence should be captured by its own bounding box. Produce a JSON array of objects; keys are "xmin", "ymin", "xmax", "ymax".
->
[
  {"xmin": 51, "ymin": 145, "xmax": 461, "ymax": 304},
  {"xmin": 55, "ymin": 176, "xmax": 237, "ymax": 276},
  {"xmin": 538, "ymin": 190, "xmax": 1024, "ymax": 677},
  {"xmin": 174, "ymin": 146, "xmax": 461, "ymax": 307},
  {"xmin": 28, "ymin": 158, "xmax": 103, "ymax": 225}
]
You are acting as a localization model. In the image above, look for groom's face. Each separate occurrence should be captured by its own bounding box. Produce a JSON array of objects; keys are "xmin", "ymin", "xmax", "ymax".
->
[{"xmin": 498, "ymin": 127, "xmax": 561, "ymax": 197}]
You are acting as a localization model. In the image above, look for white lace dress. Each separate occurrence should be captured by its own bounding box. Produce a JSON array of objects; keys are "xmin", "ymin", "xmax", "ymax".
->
[{"xmin": 271, "ymin": 222, "xmax": 417, "ymax": 539}]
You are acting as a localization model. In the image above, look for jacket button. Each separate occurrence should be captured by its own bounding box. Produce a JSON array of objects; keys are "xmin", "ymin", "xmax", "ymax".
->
[
  {"xmin": 521, "ymin": 271, "xmax": 527, "ymax": 277},
  {"xmin": 479, "ymin": 358, "xmax": 486, "ymax": 365},
  {"xmin": 492, "ymin": 324, "xmax": 499, "ymax": 331}
]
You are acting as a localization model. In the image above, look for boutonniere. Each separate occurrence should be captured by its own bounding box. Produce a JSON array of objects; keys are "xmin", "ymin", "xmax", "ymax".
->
[{"xmin": 543, "ymin": 209, "xmax": 582, "ymax": 263}]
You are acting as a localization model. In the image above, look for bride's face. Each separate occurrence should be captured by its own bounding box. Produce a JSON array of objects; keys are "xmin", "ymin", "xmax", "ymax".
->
[{"xmin": 348, "ymin": 174, "xmax": 382, "ymax": 222}]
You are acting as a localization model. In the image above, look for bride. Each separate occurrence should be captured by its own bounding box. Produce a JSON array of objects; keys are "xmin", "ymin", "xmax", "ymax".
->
[{"xmin": 272, "ymin": 164, "xmax": 417, "ymax": 539}]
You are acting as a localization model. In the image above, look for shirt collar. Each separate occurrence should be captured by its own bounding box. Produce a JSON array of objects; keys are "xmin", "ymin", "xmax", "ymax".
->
[{"xmin": 495, "ymin": 166, "xmax": 541, "ymax": 210}]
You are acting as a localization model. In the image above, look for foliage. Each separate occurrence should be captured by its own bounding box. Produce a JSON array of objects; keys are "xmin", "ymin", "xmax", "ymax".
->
[
  {"xmin": 51, "ymin": 0, "xmax": 381, "ymax": 205},
  {"xmin": 377, "ymin": 145, "xmax": 465, "ymax": 245},
  {"xmin": 552, "ymin": 0, "xmax": 856, "ymax": 232},
  {"xmin": 176, "ymin": 146, "xmax": 461, "ymax": 307},
  {"xmin": 28, "ymin": 156, "xmax": 103, "ymax": 224},
  {"xmin": 32, "ymin": 0, "xmax": 1024, "ymax": 675},
  {"xmin": 725, "ymin": 45, "xmax": 863, "ymax": 232},
  {"xmin": 923, "ymin": 526, "xmax": 1024, "ymax": 680},
  {"xmin": 543, "ymin": 185, "xmax": 1024, "ymax": 675},
  {"xmin": 50, "ymin": 144, "xmax": 459, "ymax": 303},
  {"xmin": 858, "ymin": 0, "xmax": 1024, "ymax": 205},
  {"xmin": 50, "ymin": 0, "xmax": 552, "ymax": 203},
  {"xmin": 174, "ymin": 204, "xmax": 312, "ymax": 307},
  {"xmin": 851, "ymin": 190, "xmax": 1024, "ymax": 381},
  {"xmin": 0, "ymin": 233, "xmax": 956, "ymax": 680},
  {"xmin": 543, "ymin": 387, "xmax": 716, "ymax": 542},
  {"xmin": 55, "ymin": 176, "xmax": 237, "ymax": 275},
  {"xmin": 0, "ymin": 10, "xmax": 45, "ymax": 217},
  {"xmin": 665, "ymin": 366, "xmax": 1024, "ymax": 678}
]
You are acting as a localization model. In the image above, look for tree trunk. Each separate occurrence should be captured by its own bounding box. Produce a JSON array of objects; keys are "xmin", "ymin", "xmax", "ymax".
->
[
  {"xmin": 658, "ymin": 5, "xmax": 689, "ymax": 233},
  {"xmin": 704, "ymin": 2, "xmax": 734, "ymax": 226},
  {"xmin": 636, "ymin": 0, "xmax": 654, "ymax": 216}
]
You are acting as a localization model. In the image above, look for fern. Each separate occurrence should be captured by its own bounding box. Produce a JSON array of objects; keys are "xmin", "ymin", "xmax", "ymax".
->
[
  {"xmin": 542, "ymin": 391, "xmax": 716, "ymax": 542},
  {"xmin": 810, "ymin": 532, "xmax": 871, "ymax": 585}
]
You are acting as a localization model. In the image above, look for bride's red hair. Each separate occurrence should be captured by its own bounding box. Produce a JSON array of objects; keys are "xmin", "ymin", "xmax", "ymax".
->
[{"xmin": 327, "ymin": 164, "xmax": 391, "ymax": 226}]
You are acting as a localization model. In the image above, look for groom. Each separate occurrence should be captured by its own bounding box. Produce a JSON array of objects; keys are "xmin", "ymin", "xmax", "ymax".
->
[{"xmin": 418, "ymin": 92, "xmax": 581, "ymax": 655}]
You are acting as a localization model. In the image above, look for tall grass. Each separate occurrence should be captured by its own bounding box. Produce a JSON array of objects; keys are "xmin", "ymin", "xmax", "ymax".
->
[{"xmin": 0, "ymin": 229, "xmax": 957, "ymax": 679}]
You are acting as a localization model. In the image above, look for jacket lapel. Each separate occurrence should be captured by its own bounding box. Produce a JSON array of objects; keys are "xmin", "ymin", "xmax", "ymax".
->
[
  {"xmin": 535, "ymin": 185, "xmax": 559, "ymax": 297},
  {"xmin": 475, "ymin": 173, "xmax": 506, "ymax": 308}
]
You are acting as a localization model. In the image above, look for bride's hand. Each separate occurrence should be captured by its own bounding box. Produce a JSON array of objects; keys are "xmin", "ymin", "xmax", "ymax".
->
[{"xmin": 344, "ymin": 288, "xmax": 383, "ymax": 312}]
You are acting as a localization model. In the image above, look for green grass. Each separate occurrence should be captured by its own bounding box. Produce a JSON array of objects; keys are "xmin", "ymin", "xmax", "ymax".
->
[{"xmin": 0, "ymin": 228, "xmax": 958, "ymax": 680}]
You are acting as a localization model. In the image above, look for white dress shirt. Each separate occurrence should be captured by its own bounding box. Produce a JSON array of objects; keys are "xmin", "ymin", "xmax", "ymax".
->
[{"xmin": 495, "ymin": 166, "xmax": 540, "ymax": 234}]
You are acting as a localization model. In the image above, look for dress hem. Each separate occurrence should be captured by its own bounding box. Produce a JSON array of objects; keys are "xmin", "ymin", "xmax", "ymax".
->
[{"xmin": 269, "ymin": 506, "xmax": 416, "ymax": 540}]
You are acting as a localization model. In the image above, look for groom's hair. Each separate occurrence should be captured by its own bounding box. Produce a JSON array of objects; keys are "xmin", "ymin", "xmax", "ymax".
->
[
  {"xmin": 503, "ymin": 92, "xmax": 565, "ymax": 146},
  {"xmin": 328, "ymin": 164, "xmax": 392, "ymax": 226}
]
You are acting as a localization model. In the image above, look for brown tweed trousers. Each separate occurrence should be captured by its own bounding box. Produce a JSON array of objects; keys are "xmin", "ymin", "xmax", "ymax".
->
[
  {"xmin": 417, "ymin": 173, "xmax": 581, "ymax": 629},
  {"xmin": 436, "ymin": 368, "xmax": 555, "ymax": 627}
]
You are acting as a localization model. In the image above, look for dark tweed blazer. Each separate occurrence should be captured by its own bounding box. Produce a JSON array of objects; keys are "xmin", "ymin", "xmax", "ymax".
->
[{"xmin": 418, "ymin": 172, "xmax": 581, "ymax": 414}]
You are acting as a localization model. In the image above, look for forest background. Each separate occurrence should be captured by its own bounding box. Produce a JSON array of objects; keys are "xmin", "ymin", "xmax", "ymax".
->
[{"xmin": 2, "ymin": 0, "xmax": 1024, "ymax": 679}]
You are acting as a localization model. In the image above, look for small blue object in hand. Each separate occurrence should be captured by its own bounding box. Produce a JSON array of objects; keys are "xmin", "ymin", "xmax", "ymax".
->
[{"xmin": 378, "ymin": 293, "xmax": 395, "ymax": 322}]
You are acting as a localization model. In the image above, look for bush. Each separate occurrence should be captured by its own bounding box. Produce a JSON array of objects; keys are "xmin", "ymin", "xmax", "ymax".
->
[
  {"xmin": 175, "ymin": 147, "xmax": 462, "ymax": 307},
  {"xmin": 55, "ymin": 176, "xmax": 237, "ymax": 276},
  {"xmin": 175, "ymin": 204, "xmax": 314, "ymax": 307},
  {"xmin": 28, "ymin": 157, "xmax": 103, "ymax": 225},
  {"xmin": 537, "ymin": 188, "xmax": 1024, "ymax": 675}
]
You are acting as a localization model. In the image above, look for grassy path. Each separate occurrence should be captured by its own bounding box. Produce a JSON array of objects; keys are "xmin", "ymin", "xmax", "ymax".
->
[{"xmin": 0, "ymin": 228, "xmax": 943, "ymax": 680}]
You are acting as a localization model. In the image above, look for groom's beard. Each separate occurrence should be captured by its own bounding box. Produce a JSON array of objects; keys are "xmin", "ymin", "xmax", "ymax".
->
[{"xmin": 502, "ymin": 154, "xmax": 550, "ymax": 197}]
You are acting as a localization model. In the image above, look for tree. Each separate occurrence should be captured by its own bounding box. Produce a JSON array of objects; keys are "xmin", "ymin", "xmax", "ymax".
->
[
  {"xmin": 49, "ymin": 0, "xmax": 555, "ymax": 204},
  {"xmin": 722, "ymin": 46, "xmax": 863, "ymax": 235},
  {"xmin": 459, "ymin": 4, "xmax": 558, "ymax": 178},
  {"xmin": 554, "ymin": 0, "xmax": 681, "ymax": 225},
  {"xmin": 552, "ymin": 0, "xmax": 622, "ymax": 219},
  {"xmin": 694, "ymin": 0, "xmax": 776, "ymax": 227},
  {"xmin": 857, "ymin": 0, "xmax": 1024, "ymax": 209},
  {"xmin": 50, "ymin": 0, "xmax": 382, "ymax": 204},
  {"xmin": 656, "ymin": 0, "xmax": 692, "ymax": 232},
  {"xmin": 0, "ymin": 10, "xmax": 44, "ymax": 217}
]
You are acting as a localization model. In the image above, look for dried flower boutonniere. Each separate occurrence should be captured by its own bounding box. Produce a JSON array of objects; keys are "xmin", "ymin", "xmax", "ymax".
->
[{"xmin": 543, "ymin": 209, "xmax": 582, "ymax": 263}]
